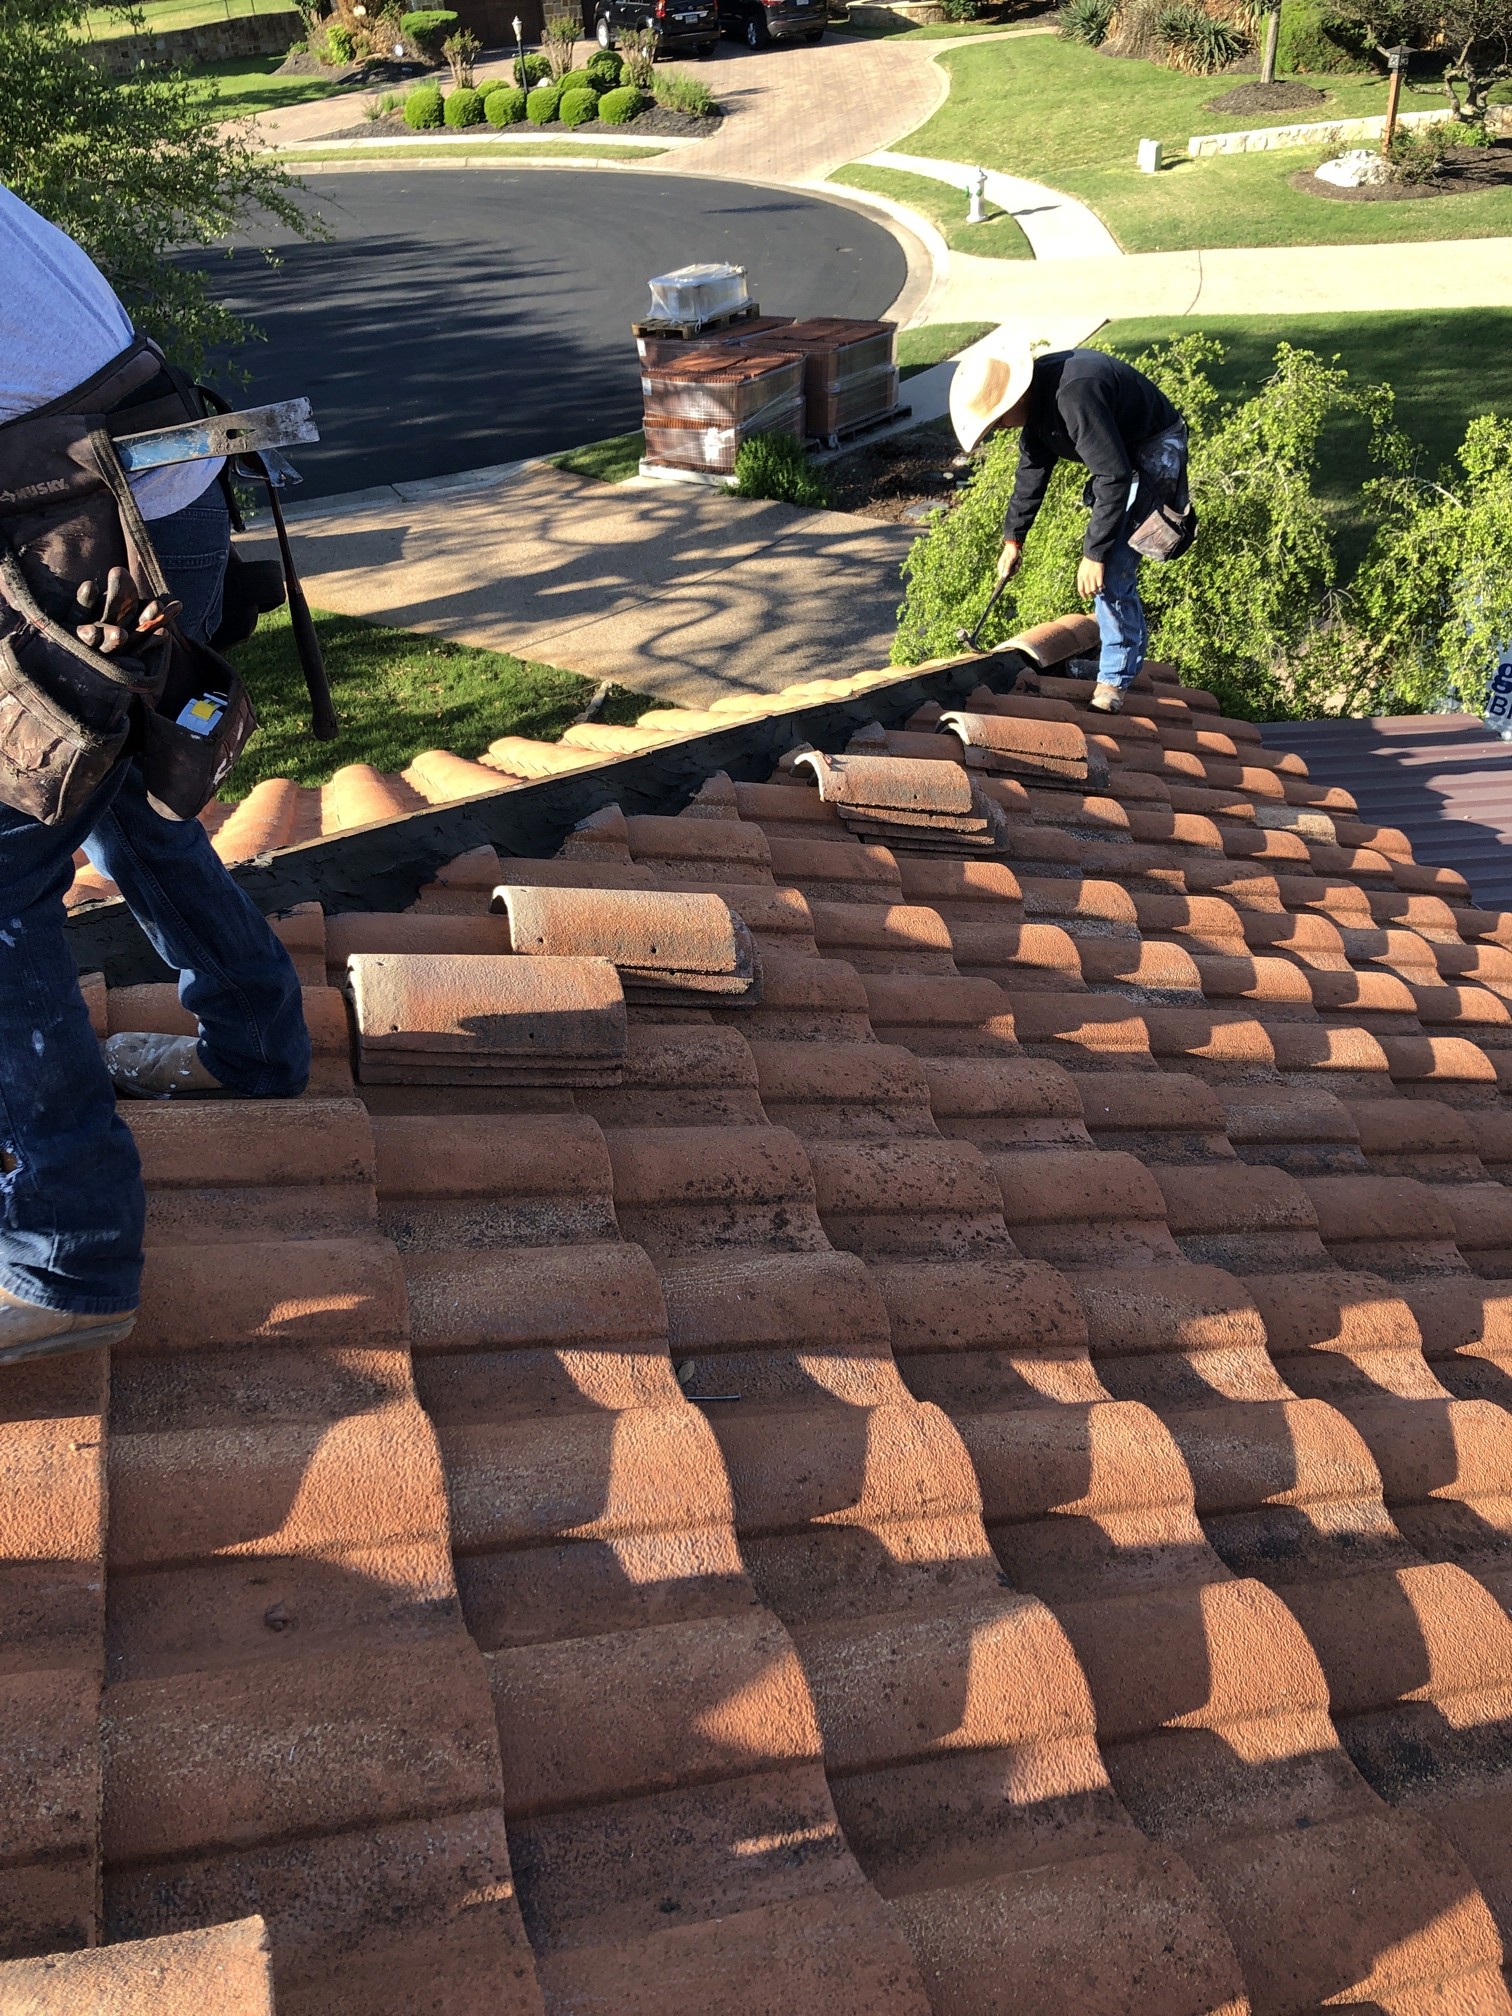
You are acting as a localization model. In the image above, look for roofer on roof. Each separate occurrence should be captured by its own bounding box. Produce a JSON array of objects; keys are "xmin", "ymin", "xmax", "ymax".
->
[
  {"xmin": 951, "ymin": 335, "xmax": 1194, "ymax": 716},
  {"xmin": 0, "ymin": 182, "xmax": 309, "ymax": 1368}
]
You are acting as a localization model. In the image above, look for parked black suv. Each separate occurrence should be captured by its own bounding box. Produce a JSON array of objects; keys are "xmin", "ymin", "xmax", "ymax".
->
[
  {"xmin": 717, "ymin": 0, "xmax": 824, "ymax": 45},
  {"xmin": 588, "ymin": 0, "xmax": 719, "ymax": 57}
]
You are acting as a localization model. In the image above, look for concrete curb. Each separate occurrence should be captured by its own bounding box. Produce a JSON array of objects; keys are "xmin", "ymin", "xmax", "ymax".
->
[{"xmin": 281, "ymin": 126, "xmax": 702, "ymax": 152}]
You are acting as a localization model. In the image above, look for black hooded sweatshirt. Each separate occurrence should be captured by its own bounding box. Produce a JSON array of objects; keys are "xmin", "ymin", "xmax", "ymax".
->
[{"xmin": 1001, "ymin": 349, "xmax": 1181, "ymax": 562}]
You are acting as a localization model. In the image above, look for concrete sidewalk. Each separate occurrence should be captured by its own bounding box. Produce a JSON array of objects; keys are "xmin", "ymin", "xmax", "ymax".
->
[
  {"xmin": 245, "ymin": 461, "xmax": 916, "ymax": 708},
  {"xmin": 933, "ymin": 231, "xmax": 1512, "ymax": 323},
  {"xmin": 861, "ymin": 149, "xmax": 1120, "ymax": 260}
]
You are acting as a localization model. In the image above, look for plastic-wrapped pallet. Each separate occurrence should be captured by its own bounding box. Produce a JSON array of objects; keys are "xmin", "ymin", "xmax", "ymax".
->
[
  {"xmin": 736, "ymin": 317, "xmax": 899, "ymax": 442},
  {"xmin": 641, "ymin": 349, "xmax": 805, "ymax": 475},
  {"xmin": 646, "ymin": 263, "xmax": 750, "ymax": 325}
]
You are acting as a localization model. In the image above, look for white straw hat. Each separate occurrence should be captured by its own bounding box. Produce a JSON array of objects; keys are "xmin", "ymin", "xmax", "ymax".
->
[{"xmin": 949, "ymin": 333, "xmax": 1036, "ymax": 452}]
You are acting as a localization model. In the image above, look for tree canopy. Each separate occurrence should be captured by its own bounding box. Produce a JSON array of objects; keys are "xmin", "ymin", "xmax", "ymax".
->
[
  {"xmin": 1329, "ymin": 0, "xmax": 1512, "ymax": 123},
  {"xmin": 893, "ymin": 336, "xmax": 1512, "ymax": 722},
  {"xmin": 0, "ymin": 0, "xmax": 311, "ymax": 372}
]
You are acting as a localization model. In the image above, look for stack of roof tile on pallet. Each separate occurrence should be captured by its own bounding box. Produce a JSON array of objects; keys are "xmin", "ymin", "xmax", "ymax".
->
[
  {"xmin": 635, "ymin": 313, "xmax": 795, "ymax": 369},
  {"xmin": 640, "ymin": 348, "xmax": 806, "ymax": 476},
  {"xmin": 34, "ymin": 613, "xmax": 1512, "ymax": 2012},
  {"xmin": 736, "ymin": 317, "xmax": 900, "ymax": 443}
]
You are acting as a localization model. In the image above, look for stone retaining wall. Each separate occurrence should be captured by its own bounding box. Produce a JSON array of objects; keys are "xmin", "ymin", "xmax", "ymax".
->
[
  {"xmin": 88, "ymin": 10, "xmax": 302, "ymax": 76},
  {"xmin": 1187, "ymin": 102, "xmax": 1512, "ymax": 156}
]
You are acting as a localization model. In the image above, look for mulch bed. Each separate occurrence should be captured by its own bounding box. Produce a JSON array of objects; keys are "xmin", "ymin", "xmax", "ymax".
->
[
  {"xmin": 318, "ymin": 103, "xmax": 721, "ymax": 142},
  {"xmin": 823, "ymin": 417, "xmax": 964, "ymax": 523},
  {"xmin": 1205, "ymin": 78, "xmax": 1328, "ymax": 115},
  {"xmin": 275, "ymin": 50, "xmax": 428, "ymax": 82},
  {"xmin": 1294, "ymin": 137, "xmax": 1512, "ymax": 199}
]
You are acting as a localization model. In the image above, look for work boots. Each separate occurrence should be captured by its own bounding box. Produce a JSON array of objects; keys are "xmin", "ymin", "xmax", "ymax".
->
[
  {"xmin": 1089, "ymin": 682, "xmax": 1125, "ymax": 714},
  {"xmin": 0, "ymin": 1285, "xmax": 135, "ymax": 1365},
  {"xmin": 103, "ymin": 1031, "xmax": 229, "ymax": 1100}
]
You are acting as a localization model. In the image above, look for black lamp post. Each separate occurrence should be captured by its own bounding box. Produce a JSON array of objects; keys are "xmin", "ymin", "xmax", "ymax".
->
[{"xmin": 513, "ymin": 12, "xmax": 525, "ymax": 82}]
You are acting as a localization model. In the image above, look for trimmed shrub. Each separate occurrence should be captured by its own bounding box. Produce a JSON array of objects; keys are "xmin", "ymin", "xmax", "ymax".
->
[
  {"xmin": 598, "ymin": 83, "xmax": 646, "ymax": 121},
  {"xmin": 485, "ymin": 84, "xmax": 527, "ymax": 123},
  {"xmin": 1058, "ymin": 0, "xmax": 1114, "ymax": 40},
  {"xmin": 560, "ymin": 84, "xmax": 599, "ymax": 124},
  {"xmin": 1386, "ymin": 120, "xmax": 1454, "ymax": 180},
  {"xmin": 617, "ymin": 25, "xmax": 656, "ymax": 88},
  {"xmin": 733, "ymin": 432, "xmax": 830, "ymax": 508},
  {"xmin": 561, "ymin": 65, "xmax": 603, "ymax": 93},
  {"xmin": 526, "ymin": 80, "xmax": 562, "ymax": 121},
  {"xmin": 542, "ymin": 14, "xmax": 579, "ymax": 78},
  {"xmin": 653, "ymin": 65, "xmax": 716, "ymax": 114},
  {"xmin": 320, "ymin": 20, "xmax": 357, "ymax": 61},
  {"xmin": 1276, "ymin": 0, "xmax": 1367, "ymax": 71},
  {"xmin": 403, "ymin": 82, "xmax": 444, "ymax": 126},
  {"xmin": 398, "ymin": 7, "xmax": 457, "ymax": 55},
  {"xmin": 586, "ymin": 48, "xmax": 623, "ymax": 86},
  {"xmin": 513, "ymin": 50, "xmax": 551, "ymax": 83},
  {"xmin": 443, "ymin": 84, "xmax": 484, "ymax": 124},
  {"xmin": 1155, "ymin": 1, "xmax": 1249, "ymax": 71},
  {"xmin": 442, "ymin": 25, "xmax": 480, "ymax": 83}
]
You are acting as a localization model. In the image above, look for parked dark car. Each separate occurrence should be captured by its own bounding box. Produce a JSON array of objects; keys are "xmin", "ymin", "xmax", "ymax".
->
[
  {"xmin": 717, "ymin": 0, "xmax": 824, "ymax": 45},
  {"xmin": 588, "ymin": 0, "xmax": 720, "ymax": 57}
]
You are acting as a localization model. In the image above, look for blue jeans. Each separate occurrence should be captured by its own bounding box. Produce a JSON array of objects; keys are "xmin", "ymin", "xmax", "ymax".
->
[
  {"xmin": 145, "ymin": 483, "xmax": 231, "ymax": 643},
  {"xmin": 1093, "ymin": 423, "xmax": 1186, "ymax": 691},
  {"xmin": 0, "ymin": 496, "xmax": 310, "ymax": 1316},
  {"xmin": 1094, "ymin": 536, "xmax": 1146, "ymax": 691}
]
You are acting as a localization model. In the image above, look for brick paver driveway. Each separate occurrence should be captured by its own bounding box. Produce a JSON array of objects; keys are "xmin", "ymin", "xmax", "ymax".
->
[{"xmin": 253, "ymin": 29, "xmax": 949, "ymax": 181}]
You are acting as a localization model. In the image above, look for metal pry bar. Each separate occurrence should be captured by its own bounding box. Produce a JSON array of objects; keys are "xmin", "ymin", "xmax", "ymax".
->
[{"xmin": 113, "ymin": 398, "xmax": 319, "ymax": 473}]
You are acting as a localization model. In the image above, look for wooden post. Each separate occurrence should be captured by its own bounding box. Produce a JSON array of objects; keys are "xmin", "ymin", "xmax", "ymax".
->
[
  {"xmin": 1382, "ymin": 64, "xmax": 1404, "ymax": 148},
  {"xmin": 1260, "ymin": 2, "xmax": 1280, "ymax": 84},
  {"xmin": 1382, "ymin": 46, "xmax": 1409, "ymax": 153}
]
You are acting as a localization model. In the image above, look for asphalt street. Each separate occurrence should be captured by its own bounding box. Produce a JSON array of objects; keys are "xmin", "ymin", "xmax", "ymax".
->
[{"xmin": 208, "ymin": 169, "xmax": 907, "ymax": 499}]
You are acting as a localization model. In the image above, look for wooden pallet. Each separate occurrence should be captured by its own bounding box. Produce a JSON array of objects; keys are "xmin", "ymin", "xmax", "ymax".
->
[
  {"xmin": 631, "ymin": 301, "xmax": 764, "ymax": 341},
  {"xmin": 809, "ymin": 403, "xmax": 913, "ymax": 452}
]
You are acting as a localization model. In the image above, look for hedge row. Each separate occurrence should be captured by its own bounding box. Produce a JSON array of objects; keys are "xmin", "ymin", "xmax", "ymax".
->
[{"xmin": 404, "ymin": 49, "xmax": 649, "ymax": 130}]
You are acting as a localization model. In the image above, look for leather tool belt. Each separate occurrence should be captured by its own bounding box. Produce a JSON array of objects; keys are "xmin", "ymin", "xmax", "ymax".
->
[{"xmin": 0, "ymin": 335, "xmax": 255, "ymax": 827}]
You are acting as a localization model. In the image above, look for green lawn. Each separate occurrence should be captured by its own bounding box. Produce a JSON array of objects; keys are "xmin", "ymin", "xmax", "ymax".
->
[
  {"xmin": 830, "ymin": 163, "xmax": 1034, "ymax": 256},
  {"xmin": 897, "ymin": 320, "xmax": 996, "ymax": 374},
  {"xmin": 195, "ymin": 52, "xmax": 362, "ymax": 116},
  {"xmin": 553, "ymin": 431, "xmax": 648, "ymax": 482},
  {"xmin": 897, "ymin": 36, "xmax": 1512, "ymax": 249},
  {"xmin": 224, "ymin": 603, "xmax": 648, "ymax": 797},
  {"xmin": 82, "ymin": 0, "xmax": 295, "ymax": 33},
  {"xmin": 1098, "ymin": 306, "xmax": 1512, "ymax": 570}
]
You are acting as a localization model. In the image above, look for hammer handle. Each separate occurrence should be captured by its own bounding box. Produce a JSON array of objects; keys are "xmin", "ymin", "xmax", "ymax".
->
[{"xmin": 262, "ymin": 467, "xmax": 338, "ymax": 742}]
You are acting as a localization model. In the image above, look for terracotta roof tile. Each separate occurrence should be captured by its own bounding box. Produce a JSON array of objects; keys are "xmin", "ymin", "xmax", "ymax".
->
[
  {"xmin": 40, "ymin": 620, "xmax": 1512, "ymax": 2011},
  {"xmin": 0, "ymin": 1918, "xmax": 275, "ymax": 2014}
]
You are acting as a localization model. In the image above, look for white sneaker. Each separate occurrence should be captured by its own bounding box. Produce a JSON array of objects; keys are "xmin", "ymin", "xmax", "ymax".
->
[
  {"xmin": 104, "ymin": 1032, "xmax": 229, "ymax": 1100},
  {"xmin": 0, "ymin": 1284, "xmax": 136, "ymax": 1366},
  {"xmin": 1088, "ymin": 682, "xmax": 1125, "ymax": 715}
]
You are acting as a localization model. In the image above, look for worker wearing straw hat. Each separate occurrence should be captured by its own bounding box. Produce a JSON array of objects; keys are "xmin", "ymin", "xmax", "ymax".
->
[{"xmin": 950, "ymin": 336, "xmax": 1188, "ymax": 716}]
